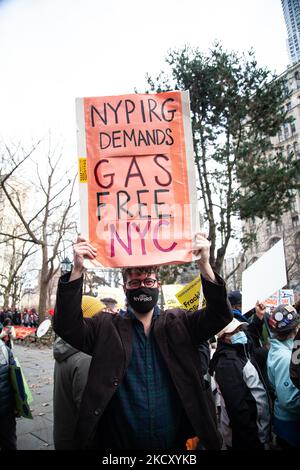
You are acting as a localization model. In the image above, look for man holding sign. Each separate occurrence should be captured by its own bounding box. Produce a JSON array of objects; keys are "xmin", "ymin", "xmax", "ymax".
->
[{"xmin": 54, "ymin": 233, "xmax": 232, "ymax": 450}]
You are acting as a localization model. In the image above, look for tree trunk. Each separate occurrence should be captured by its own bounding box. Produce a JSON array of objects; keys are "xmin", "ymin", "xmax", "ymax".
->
[
  {"xmin": 38, "ymin": 278, "xmax": 49, "ymax": 324},
  {"xmin": 11, "ymin": 279, "xmax": 21, "ymax": 307},
  {"xmin": 215, "ymin": 248, "xmax": 226, "ymax": 274},
  {"xmin": 38, "ymin": 246, "xmax": 49, "ymax": 324},
  {"xmin": 215, "ymin": 235, "xmax": 232, "ymax": 274},
  {"xmin": 3, "ymin": 292, "xmax": 10, "ymax": 310},
  {"xmin": 209, "ymin": 221, "xmax": 217, "ymax": 271}
]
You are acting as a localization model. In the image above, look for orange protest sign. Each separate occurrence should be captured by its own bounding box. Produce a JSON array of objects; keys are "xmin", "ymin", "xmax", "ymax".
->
[{"xmin": 76, "ymin": 91, "xmax": 199, "ymax": 268}]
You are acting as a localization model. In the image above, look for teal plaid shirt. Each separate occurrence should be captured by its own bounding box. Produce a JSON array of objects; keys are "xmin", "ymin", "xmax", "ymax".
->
[{"xmin": 97, "ymin": 306, "xmax": 191, "ymax": 449}]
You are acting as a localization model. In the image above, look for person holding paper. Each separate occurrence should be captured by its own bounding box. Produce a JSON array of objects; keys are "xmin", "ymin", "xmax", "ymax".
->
[{"xmin": 53, "ymin": 233, "xmax": 232, "ymax": 450}]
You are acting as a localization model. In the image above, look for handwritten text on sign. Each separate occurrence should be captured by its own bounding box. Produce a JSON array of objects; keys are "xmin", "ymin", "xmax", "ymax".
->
[{"xmin": 77, "ymin": 91, "xmax": 198, "ymax": 267}]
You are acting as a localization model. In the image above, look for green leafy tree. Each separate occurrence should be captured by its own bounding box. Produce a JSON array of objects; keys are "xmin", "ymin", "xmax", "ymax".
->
[{"xmin": 146, "ymin": 43, "xmax": 300, "ymax": 273}]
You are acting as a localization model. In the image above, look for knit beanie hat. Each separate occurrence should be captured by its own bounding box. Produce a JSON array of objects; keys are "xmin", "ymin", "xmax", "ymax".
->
[{"xmin": 82, "ymin": 295, "xmax": 105, "ymax": 318}]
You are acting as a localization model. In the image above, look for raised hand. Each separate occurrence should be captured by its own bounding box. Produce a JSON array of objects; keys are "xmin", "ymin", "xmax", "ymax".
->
[
  {"xmin": 193, "ymin": 232, "xmax": 216, "ymax": 282},
  {"xmin": 255, "ymin": 301, "xmax": 266, "ymax": 321},
  {"xmin": 193, "ymin": 232, "xmax": 211, "ymax": 264},
  {"xmin": 69, "ymin": 236, "xmax": 97, "ymax": 281}
]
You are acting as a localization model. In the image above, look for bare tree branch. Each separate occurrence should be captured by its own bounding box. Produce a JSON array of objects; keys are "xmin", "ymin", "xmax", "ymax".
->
[{"xmin": 0, "ymin": 232, "xmax": 36, "ymax": 244}]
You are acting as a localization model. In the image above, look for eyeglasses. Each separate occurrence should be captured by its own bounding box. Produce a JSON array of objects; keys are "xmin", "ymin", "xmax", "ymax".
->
[{"xmin": 126, "ymin": 278, "xmax": 158, "ymax": 289}]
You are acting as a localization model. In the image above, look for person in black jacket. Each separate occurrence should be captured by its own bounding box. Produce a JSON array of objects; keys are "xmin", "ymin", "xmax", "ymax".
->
[
  {"xmin": 54, "ymin": 233, "xmax": 233, "ymax": 450},
  {"xmin": 209, "ymin": 316, "xmax": 272, "ymax": 450}
]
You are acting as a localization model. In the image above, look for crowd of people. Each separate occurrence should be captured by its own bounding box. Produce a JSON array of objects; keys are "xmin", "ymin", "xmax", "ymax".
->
[
  {"xmin": 0, "ymin": 307, "xmax": 39, "ymax": 328},
  {"xmin": 51, "ymin": 234, "xmax": 300, "ymax": 451},
  {"xmin": 1, "ymin": 233, "xmax": 300, "ymax": 451},
  {"xmin": 210, "ymin": 294, "xmax": 300, "ymax": 450},
  {"xmin": 0, "ymin": 308, "xmax": 39, "ymax": 354}
]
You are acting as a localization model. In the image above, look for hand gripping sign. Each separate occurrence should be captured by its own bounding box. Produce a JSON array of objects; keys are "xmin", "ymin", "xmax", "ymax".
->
[{"xmin": 76, "ymin": 91, "xmax": 199, "ymax": 268}]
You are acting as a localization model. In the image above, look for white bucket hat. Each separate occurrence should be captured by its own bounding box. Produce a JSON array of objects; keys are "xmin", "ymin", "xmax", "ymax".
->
[{"xmin": 217, "ymin": 318, "xmax": 248, "ymax": 338}]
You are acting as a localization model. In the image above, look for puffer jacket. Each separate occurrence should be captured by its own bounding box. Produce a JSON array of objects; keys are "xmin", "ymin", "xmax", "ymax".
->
[
  {"xmin": 267, "ymin": 337, "xmax": 300, "ymax": 448},
  {"xmin": 209, "ymin": 340, "xmax": 271, "ymax": 449},
  {"xmin": 0, "ymin": 339, "xmax": 15, "ymax": 416},
  {"xmin": 268, "ymin": 338, "xmax": 300, "ymax": 421}
]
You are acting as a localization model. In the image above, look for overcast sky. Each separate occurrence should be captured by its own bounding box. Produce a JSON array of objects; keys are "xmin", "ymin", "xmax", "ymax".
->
[{"xmin": 0, "ymin": 0, "xmax": 289, "ymax": 151}]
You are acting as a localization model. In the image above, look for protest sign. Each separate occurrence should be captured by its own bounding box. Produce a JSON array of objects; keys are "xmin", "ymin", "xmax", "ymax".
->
[
  {"xmin": 242, "ymin": 239, "xmax": 287, "ymax": 314},
  {"xmin": 263, "ymin": 292, "xmax": 279, "ymax": 309},
  {"xmin": 175, "ymin": 275, "xmax": 204, "ymax": 312},
  {"xmin": 76, "ymin": 91, "xmax": 199, "ymax": 268},
  {"xmin": 161, "ymin": 284, "xmax": 185, "ymax": 309},
  {"xmin": 264, "ymin": 289, "xmax": 294, "ymax": 309},
  {"xmin": 279, "ymin": 289, "xmax": 294, "ymax": 306}
]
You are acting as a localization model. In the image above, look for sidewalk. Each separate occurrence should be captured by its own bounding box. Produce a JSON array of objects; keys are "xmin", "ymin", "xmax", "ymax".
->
[{"xmin": 14, "ymin": 344, "xmax": 54, "ymax": 450}]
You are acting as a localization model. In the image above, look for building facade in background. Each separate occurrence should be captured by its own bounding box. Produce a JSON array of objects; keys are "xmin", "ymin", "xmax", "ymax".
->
[
  {"xmin": 282, "ymin": 0, "xmax": 300, "ymax": 64},
  {"xmin": 242, "ymin": 61, "xmax": 300, "ymax": 294}
]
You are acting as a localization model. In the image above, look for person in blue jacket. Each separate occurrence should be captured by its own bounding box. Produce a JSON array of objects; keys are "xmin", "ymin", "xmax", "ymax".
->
[{"xmin": 267, "ymin": 304, "xmax": 300, "ymax": 449}]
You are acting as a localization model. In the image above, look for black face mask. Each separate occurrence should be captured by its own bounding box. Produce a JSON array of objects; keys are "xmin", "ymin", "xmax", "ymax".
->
[{"xmin": 126, "ymin": 287, "xmax": 159, "ymax": 314}]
